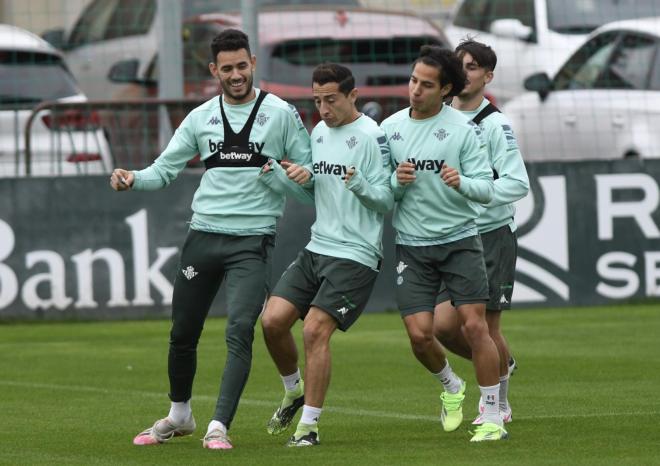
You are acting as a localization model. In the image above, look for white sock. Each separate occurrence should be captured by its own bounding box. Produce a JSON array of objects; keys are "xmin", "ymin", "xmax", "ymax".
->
[
  {"xmin": 282, "ymin": 369, "xmax": 303, "ymax": 393},
  {"xmin": 479, "ymin": 384, "xmax": 502, "ymax": 426},
  {"xmin": 168, "ymin": 400, "xmax": 191, "ymax": 425},
  {"xmin": 433, "ymin": 360, "xmax": 463, "ymax": 394},
  {"xmin": 300, "ymin": 405, "xmax": 322, "ymax": 425},
  {"xmin": 207, "ymin": 419, "xmax": 227, "ymax": 435},
  {"xmin": 499, "ymin": 375, "xmax": 510, "ymax": 411}
]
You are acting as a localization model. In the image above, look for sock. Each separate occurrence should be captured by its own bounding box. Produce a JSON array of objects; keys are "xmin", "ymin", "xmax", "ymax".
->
[
  {"xmin": 299, "ymin": 405, "xmax": 322, "ymax": 426},
  {"xmin": 282, "ymin": 369, "xmax": 303, "ymax": 393},
  {"xmin": 479, "ymin": 384, "xmax": 502, "ymax": 426},
  {"xmin": 499, "ymin": 375, "xmax": 510, "ymax": 411},
  {"xmin": 207, "ymin": 419, "xmax": 227, "ymax": 435},
  {"xmin": 168, "ymin": 400, "xmax": 191, "ymax": 425},
  {"xmin": 433, "ymin": 360, "xmax": 463, "ymax": 394}
]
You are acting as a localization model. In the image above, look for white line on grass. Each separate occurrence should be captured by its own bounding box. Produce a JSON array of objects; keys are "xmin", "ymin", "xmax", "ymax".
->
[{"xmin": 1, "ymin": 380, "xmax": 655, "ymax": 422}]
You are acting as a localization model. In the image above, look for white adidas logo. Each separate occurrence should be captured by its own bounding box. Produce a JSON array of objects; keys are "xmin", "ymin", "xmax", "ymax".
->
[{"xmin": 396, "ymin": 261, "xmax": 408, "ymax": 274}]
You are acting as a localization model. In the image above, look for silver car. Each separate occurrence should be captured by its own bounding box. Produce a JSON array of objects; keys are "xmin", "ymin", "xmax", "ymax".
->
[
  {"xmin": 503, "ymin": 17, "xmax": 660, "ymax": 161},
  {"xmin": 0, "ymin": 24, "xmax": 113, "ymax": 177}
]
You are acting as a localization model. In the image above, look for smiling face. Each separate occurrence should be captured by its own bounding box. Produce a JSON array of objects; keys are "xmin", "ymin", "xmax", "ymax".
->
[{"xmin": 209, "ymin": 48, "xmax": 256, "ymax": 104}]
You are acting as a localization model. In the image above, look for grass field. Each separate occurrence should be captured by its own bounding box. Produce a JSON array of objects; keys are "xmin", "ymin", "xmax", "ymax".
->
[{"xmin": 1, "ymin": 304, "xmax": 659, "ymax": 465}]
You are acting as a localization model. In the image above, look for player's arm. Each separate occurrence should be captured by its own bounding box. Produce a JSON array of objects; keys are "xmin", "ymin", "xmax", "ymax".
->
[
  {"xmin": 130, "ymin": 113, "xmax": 199, "ymax": 191},
  {"xmin": 381, "ymin": 122, "xmax": 408, "ymax": 201},
  {"xmin": 450, "ymin": 127, "xmax": 493, "ymax": 204},
  {"xmin": 345, "ymin": 136, "xmax": 394, "ymax": 213},
  {"xmin": 259, "ymin": 159, "xmax": 315, "ymax": 204},
  {"xmin": 259, "ymin": 106, "xmax": 315, "ymax": 203},
  {"xmin": 482, "ymin": 123, "xmax": 529, "ymax": 207}
]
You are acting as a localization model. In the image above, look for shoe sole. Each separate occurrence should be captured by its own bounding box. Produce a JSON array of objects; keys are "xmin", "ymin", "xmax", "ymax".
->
[{"xmin": 267, "ymin": 395, "xmax": 305, "ymax": 435}]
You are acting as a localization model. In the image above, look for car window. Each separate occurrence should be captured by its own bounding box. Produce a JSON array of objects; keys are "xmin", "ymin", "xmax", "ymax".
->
[
  {"xmin": 650, "ymin": 41, "xmax": 660, "ymax": 91},
  {"xmin": 68, "ymin": 0, "xmax": 119, "ymax": 47},
  {"xmin": 182, "ymin": 0, "xmax": 359, "ymax": 17},
  {"xmin": 453, "ymin": 0, "xmax": 534, "ymax": 33},
  {"xmin": 104, "ymin": 0, "xmax": 156, "ymax": 40},
  {"xmin": 0, "ymin": 51, "xmax": 79, "ymax": 104},
  {"xmin": 547, "ymin": 0, "xmax": 660, "ymax": 34},
  {"xmin": 553, "ymin": 31, "xmax": 620, "ymax": 90},
  {"xmin": 453, "ymin": 0, "xmax": 490, "ymax": 31},
  {"xmin": 597, "ymin": 33, "xmax": 656, "ymax": 90},
  {"xmin": 488, "ymin": 0, "xmax": 534, "ymax": 30},
  {"xmin": 268, "ymin": 37, "xmax": 443, "ymax": 86}
]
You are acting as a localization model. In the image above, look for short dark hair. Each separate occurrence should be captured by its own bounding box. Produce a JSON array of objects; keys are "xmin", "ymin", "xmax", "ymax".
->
[
  {"xmin": 312, "ymin": 63, "xmax": 355, "ymax": 96},
  {"xmin": 455, "ymin": 39, "xmax": 497, "ymax": 71},
  {"xmin": 414, "ymin": 45, "xmax": 466, "ymax": 97},
  {"xmin": 210, "ymin": 29, "xmax": 251, "ymax": 61}
]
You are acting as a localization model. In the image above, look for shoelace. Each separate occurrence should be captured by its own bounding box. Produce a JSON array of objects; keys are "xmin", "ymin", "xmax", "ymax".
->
[
  {"xmin": 205, "ymin": 429, "xmax": 230, "ymax": 443},
  {"xmin": 440, "ymin": 391, "xmax": 465, "ymax": 411}
]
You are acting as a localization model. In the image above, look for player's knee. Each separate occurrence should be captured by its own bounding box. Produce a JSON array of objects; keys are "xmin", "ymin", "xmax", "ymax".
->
[
  {"xmin": 461, "ymin": 318, "xmax": 488, "ymax": 343},
  {"xmin": 409, "ymin": 330, "xmax": 434, "ymax": 355},
  {"xmin": 302, "ymin": 319, "xmax": 333, "ymax": 348},
  {"xmin": 433, "ymin": 319, "xmax": 454, "ymax": 341}
]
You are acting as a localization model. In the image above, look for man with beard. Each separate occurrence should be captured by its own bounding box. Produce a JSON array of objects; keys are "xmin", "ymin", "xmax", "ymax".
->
[{"xmin": 110, "ymin": 29, "xmax": 312, "ymax": 450}]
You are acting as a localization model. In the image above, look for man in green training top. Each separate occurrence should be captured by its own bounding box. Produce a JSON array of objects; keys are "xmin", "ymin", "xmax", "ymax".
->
[
  {"xmin": 109, "ymin": 29, "xmax": 312, "ymax": 450},
  {"xmin": 260, "ymin": 63, "xmax": 393, "ymax": 447},
  {"xmin": 434, "ymin": 39, "xmax": 529, "ymax": 426},
  {"xmin": 381, "ymin": 45, "xmax": 507, "ymax": 442}
]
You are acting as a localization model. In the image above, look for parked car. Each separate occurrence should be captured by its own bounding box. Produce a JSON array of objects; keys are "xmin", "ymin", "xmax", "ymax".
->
[
  {"xmin": 42, "ymin": 0, "xmax": 361, "ymax": 100},
  {"xmin": 502, "ymin": 17, "xmax": 660, "ymax": 161},
  {"xmin": 0, "ymin": 24, "xmax": 113, "ymax": 177},
  {"xmin": 445, "ymin": 0, "xmax": 660, "ymax": 103}
]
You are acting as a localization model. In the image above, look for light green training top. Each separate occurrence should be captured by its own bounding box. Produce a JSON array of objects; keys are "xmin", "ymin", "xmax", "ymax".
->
[
  {"xmin": 131, "ymin": 89, "xmax": 312, "ymax": 235},
  {"xmin": 459, "ymin": 98, "xmax": 529, "ymax": 234},
  {"xmin": 381, "ymin": 105, "xmax": 493, "ymax": 245},
  {"xmin": 305, "ymin": 114, "xmax": 394, "ymax": 270}
]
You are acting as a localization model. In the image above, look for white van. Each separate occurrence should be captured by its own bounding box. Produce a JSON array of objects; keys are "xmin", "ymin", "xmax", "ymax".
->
[{"xmin": 445, "ymin": 0, "xmax": 659, "ymax": 103}]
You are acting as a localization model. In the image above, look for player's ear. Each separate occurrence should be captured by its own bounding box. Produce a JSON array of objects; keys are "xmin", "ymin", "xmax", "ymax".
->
[
  {"xmin": 209, "ymin": 62, "xmax": 218, "ymax": 78},
  {"xmin": 348, "ymin": 87, "xmax": 358, "ymax": 104}
]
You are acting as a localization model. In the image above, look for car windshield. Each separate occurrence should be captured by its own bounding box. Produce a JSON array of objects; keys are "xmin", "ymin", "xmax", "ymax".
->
[
  {"xmin": 547, "ymin": 0, "xmax": 660, "ymax": 34},
  {"xmin": 0, "ymin": 51, "xmax": 79, "ymax": 104},
  {"xmin": 183, "ymin": 0, "xmax": 359, "ymax": 17}
]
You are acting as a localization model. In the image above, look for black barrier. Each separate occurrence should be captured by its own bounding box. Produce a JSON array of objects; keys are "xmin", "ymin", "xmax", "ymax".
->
[{"xmin": 1, "ymin": 159, "xmax": 660, "ymax": 320}]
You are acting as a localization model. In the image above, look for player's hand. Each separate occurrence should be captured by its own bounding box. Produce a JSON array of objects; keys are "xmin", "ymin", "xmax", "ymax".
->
[
  {"xmin": 110, "ymin": 169, "xmax": 133, "ymax": 191},
  {"xmin": 343, "ymin": 166, "xmax": 356, "ymax": 185},
  {"xmin": 441, "ymin": 164, "xmax": 461, "ymax": 189},
  {"xmin": 396, "ymin": 161, "xmax": 416, "ymax": 185},
  {"xmin": 260, "ymin": 159, "xmax": 274, "ymax": 175},
  {"xmin": 281, "ymin": 160, "xmax": 311, "ymax": 185}
]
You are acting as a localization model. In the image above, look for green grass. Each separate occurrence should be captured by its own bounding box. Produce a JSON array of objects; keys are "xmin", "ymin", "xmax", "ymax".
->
[{"xmin": 1, "ymin": 304, "xmax": 659, "ymax": 465}]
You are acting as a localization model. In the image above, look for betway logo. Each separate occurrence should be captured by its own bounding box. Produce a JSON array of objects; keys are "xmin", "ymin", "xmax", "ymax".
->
[
  {"xmin": 313, "ymin": 160, "xmax": 348, "ymax": 176},
  {"xmin": 219, "ymin": 151, "xmax": 252, "ymax": 162},
  {"xmin": 208, "ymin": 139, "xmax": 265, "ymax": 154},
  {"xmin": 407, "ymin": 158, "xmax": 444, "ymax": 174}
]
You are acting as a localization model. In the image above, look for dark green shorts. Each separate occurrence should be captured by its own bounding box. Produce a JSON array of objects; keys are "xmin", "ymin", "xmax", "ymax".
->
[
  {"xmin": 271, "ymin": 249, "xmax": 378, "ymax": 331},
  {"xmin": 436, "ymin": 225, "xmax": 517, "ymax": 311},
  {"xmin": 396, "ymin": 235, "xmax": 488, "ymax": 316}
]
